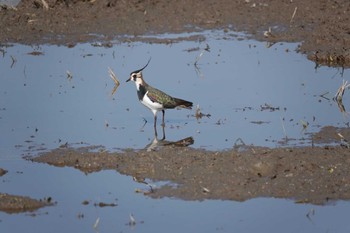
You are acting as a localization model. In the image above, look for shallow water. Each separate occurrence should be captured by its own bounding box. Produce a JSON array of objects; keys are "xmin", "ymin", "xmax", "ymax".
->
[
  {"xmin": 1, "ymin": 159, "xmax": 350, "ymax": 233},
  {"xmin": 0, "ymin": 0, "xmax": 20, "ymax": 6},
  {"xmin": 1, "ymin": 31, "xmax": 349, "ymax": 153},
  {"xmin": 1, "ymin": 30, "xmax": 350, "ymax": 232}
]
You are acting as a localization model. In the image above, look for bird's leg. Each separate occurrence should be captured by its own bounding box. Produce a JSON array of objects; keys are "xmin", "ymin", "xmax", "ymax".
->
[
  {"xmin": 153, "ymin": 127, "xmax": 158, "ymax": 138},
  {"xmin": 161, "ymin": 110, "xmax": 165, "ymax": 127},
  {"xmin": 154, "ymin": 113, "xmax": 158, "ymax": 138},
  {"xmin": 161, "ymin": 124, "xmax": 165, "ymax": 140}
]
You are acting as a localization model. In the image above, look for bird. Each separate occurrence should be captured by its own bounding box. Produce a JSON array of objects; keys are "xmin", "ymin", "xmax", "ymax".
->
[{"xmin": 126, "ymin": 59, "xmax": 193, "ymax": 131}]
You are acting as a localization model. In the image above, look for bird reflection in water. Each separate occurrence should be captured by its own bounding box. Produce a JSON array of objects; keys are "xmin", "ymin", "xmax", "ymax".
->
[{"xmin": 145, "ymin": 124, "xmax": 194, "ymax": 152}]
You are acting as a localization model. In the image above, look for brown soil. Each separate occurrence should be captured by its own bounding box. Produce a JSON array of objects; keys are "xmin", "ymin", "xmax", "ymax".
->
[
  {"xmin": 0, "ymin": 193, "xmax": 53, "ymax": 214},
  {"xmin": 31, "ymin": 126, "xmax": 350, "ymax": 205},
  {"xmin": 0, "ymin": 168, "xmax": 7, "ymax": 176},
  {"xmin": 0, "ymin": 168, "xmax": 53, "ymax": 214},
  {"xmin": 0, "ymin": 0, "xmax": 350, "ymax": 66},
  {"xmin": 0, "ymin": 169, "xmax": 52, "ymax": 213}
]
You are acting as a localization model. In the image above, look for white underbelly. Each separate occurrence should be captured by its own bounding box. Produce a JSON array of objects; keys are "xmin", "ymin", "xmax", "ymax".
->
[{"xmin": 141, "ymin": 92, "xmax": 164, "ymax": 112}]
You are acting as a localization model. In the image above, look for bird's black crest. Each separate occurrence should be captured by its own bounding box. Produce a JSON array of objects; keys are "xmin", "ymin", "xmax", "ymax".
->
[{"xmin": 131, "ymin": 57, "xmax": 152, "ymax": 75}]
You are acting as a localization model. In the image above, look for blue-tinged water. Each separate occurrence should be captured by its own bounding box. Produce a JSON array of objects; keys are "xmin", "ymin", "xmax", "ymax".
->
[{"xmin": 1, "ymin": 30, "xmax": 350, "ymax": 233}]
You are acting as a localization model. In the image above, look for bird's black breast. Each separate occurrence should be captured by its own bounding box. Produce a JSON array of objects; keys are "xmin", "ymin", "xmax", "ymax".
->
[{"xmin": 137, "ymin": 84, "xmax": 147, "ymax": 101}]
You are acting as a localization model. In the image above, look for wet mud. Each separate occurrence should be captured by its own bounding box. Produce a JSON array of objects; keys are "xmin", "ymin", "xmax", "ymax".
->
[
  {"xmin": 30, "ymin": 126, "xmax": 350, "ymax": 205},
  {"xmin": 0, "ymin": 169, "xmax": 52, "ymax": 213},
  {"xmin": 0, "ymin": 168, "xmax": 7, "ymax": 177},
  {"xmin": 0, "ymin": 193, "xmax": 53, "ymax": 214},
  {"xmin": 0, "ymin": 0, "xmax": 349, "ymax": 66}
]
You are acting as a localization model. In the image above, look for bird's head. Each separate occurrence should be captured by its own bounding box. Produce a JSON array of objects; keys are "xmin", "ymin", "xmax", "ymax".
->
[
  {"xmin": 126, "ymin": 70, "xmax": 143, "ymax": 84},
  {"xmin": 126, "ymin": 58, "xmax": 151, "ymax": 84}
]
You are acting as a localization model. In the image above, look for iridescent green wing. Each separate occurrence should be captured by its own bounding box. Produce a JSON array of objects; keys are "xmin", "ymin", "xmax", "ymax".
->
[{"xmin": 147, "ymin": 86, "xmax": 177, "ymax": 108}]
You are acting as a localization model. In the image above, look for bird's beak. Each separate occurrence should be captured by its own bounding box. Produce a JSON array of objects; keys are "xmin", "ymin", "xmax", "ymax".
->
[{"xmin": 126, "ymin": 77, "xmax": 131, "ymax": 82}]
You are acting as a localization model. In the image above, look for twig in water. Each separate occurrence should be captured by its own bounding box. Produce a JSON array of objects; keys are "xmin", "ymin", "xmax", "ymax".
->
[
  {"xmin": 300, "ymin": 120, "xmax": 308, "ymax": 132},
  {"xmin": 110, "ymin": 85, "xmax": 118, "ymax": 96},
  {"xmin": 195, "ymin": 105, "xmax": 211, "ymax": 119},
  {"xmin": 139, "ymin": 117, "xmax": 147, "ymax": 132},
  {"xmin": 335, "ymin": 79, "xmax": 350, "ymax": 102},
  {"xmin": 280, "ymin": 117, "xmax": 287, "ymax": 139},
  {"xmin": 194, "ymin": 44, "xmax": 210, "ymax": 78},
  {"xmin": 306, "ymin": 208, "xmax": 315, "ymax": 223},
  {"xmin": 108, "ymin": 67, "xmax": 120, "ymax": 86},
  {"xmin": 194, "ymin": 62, "xmax": 204, "ymax": 79},
  {"xmin": 194, "ymin": 50, "xmax": 205, "ymax": 67},
  {"xmin": 108, "ymin": 67, "xmax": 120, "ymax": 96},
  {"xmin": 0, "ymin": 48, "xmax": 6, "ymax": 57},
  {"xmin": 129, "ymin": 214, "xmax": 136, "ymax": 226},
  {"xmin": 336, "ymin": 98, "xmax": 346, "ymax": 113},
  {"xmin": 23, "ymin": 65, "xmax": 27, "ymax": 78},
  {"xmin": 66, "ymin": 70, "xmax": 73, "ymax": 80},
  {"xmin": 93, "ymin": 217, "xmax": 100, "ymax": 231},
  {"xmin": 10, "ymin": 55, "xmax": 16, "ymax": 68},
  {"xmin": 319, "ymin": 91, "xmax": 330, "ymax": 100},
  {"xmin": 195, "ymin": 105, "xmax": 202, "ymax": 119},
  {"xmin": 233, "ymin": 138, "xmax": 246, "ymax": 151}
]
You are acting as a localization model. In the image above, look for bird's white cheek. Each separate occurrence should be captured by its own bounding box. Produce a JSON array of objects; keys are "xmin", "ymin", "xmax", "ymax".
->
[
  {"xmin": 135, "ymin": 83, "xmax": 141, "ymax": 91},
  {"xmin": 135, "ymin": 80, "xmax": 143, "ymax": 91}
]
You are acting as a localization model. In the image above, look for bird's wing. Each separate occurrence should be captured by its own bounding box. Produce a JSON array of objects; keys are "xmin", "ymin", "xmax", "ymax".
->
[
  {"xmin": 147, "ymin": 86, "xmax": 176, "ymax": 107},
  {"xmin": 146, "ymin": 90, "xmax": 160, "ymax": 103}
]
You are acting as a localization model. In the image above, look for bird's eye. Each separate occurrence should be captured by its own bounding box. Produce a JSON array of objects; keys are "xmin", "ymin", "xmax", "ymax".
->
[{"xmin": 133, "ymin": 74, "xmax": 137, "ymax": 79}]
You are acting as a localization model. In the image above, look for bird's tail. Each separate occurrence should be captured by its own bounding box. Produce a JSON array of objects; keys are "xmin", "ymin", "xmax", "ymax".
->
[{"xmin": 174, "ymin": 98, "xmax": 193, "ymax": 109}]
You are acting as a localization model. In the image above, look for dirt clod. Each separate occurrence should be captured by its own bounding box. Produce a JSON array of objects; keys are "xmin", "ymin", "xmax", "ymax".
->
[
  {"xmin": 0, "ymin": 168, "xmax": 7, "ymax": 176},
  {"xmin": 0, "ymin": 193, "xmax": 53, "ymax": 214}
]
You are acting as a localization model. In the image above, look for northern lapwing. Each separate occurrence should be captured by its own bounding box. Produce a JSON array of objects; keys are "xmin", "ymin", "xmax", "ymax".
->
[{"xmin": 126, "ymin": 59, "xmax": 193, "ymax": 130}]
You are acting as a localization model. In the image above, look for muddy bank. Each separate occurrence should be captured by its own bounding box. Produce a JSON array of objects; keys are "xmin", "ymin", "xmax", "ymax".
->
[
  {"xmin": 0, "ymin": 168, "xmax": 7, "ymax": 176},
  {"xmin": 1, "ymin": 0, "xmax": 350, "ymax": 66},
  {"xmin": 0, "ymin": 169, "xmax": 52, "ymax": 213},
  {"xmin": 28, "ymin": 127, "xmax": 350, "ymax": 205},
  {"xmin": 0, "ymin": 193, "xmax": 53, "ymax": 214},
  {"xmin": 31, "ymin": 142, "xmax": 350, "ymax": 205}
]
